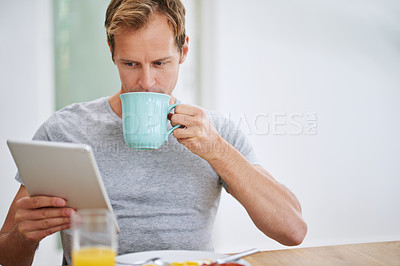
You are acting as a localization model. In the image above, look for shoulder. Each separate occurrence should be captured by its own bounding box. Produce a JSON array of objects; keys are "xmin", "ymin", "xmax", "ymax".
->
[
  {"xmin": 206, "ymin": 108, "xmax": 257, "ymax": 162},
  {"xmin": 203, "ymin": 109, "xmax": 241, "ymax": 142},
  {"xmin": 205, "ymin": 109, "xmax": 230, "ymax": 130},
  {"xmin": 54, "ymin": 97, "xmax": 108, "ymax": 120},
  {"xmin": 50, "ymin": 97, "xmax": 109, "ymax": 125},
  {"xmin": 33, "ymin": 97, "xmax": 108, "ymax": 141}
]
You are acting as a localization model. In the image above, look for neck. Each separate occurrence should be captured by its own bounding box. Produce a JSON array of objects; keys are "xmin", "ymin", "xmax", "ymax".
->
[{"xmin": 109, "ymin": 91, "xmax": 123, "ymax": 118}]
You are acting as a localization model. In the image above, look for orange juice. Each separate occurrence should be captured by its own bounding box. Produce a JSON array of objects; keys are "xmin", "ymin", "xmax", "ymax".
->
[{"xmin": 72, "ymin": 247, "xmax": 116, "ymax": 266}]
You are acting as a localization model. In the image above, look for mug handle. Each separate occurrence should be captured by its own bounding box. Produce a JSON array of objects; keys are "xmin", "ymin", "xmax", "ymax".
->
[{"xmin": 166, "ymin": 104, "xmax": 181, "ymax": 140}]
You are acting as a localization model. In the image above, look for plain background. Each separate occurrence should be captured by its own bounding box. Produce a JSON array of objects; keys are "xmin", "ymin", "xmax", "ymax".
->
[
  {"xmin": 1, "ymin": 0, "xmax": 399, "ymax": 265},
  {"xmin": 209, "ymin": 0, "xmax": 400, "ymax": 252}
]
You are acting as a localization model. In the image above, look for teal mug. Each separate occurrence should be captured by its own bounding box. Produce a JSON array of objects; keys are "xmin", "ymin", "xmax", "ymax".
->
[{"xmin": 120, "ymin": 92, "xmax": 180, "ymax": 150}]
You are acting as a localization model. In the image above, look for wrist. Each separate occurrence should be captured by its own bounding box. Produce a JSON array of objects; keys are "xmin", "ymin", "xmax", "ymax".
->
[
  {"xmin": 202, "ymin": 136, "xmax": 230, "ymax": 163},
  {"xmin": 10, "ymin": 225, "xmax": 39, "ymax": 252},
  {"xmin": 0, "ymin": 228, "xmax": 38, "ymax": 266}
]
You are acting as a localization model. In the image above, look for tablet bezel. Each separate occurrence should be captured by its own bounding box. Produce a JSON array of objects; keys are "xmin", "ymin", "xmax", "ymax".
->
[{"xmin": 7, "ymin": 139, "xmax": 120, "ymax": 232}]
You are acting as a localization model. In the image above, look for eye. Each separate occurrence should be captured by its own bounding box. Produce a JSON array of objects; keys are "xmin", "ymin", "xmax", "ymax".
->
[
  {"xmin": 123, "ymin": 61, "xmax": 137, "ymax": 67},
  {"xmin": 154, "ymin": 61, "xmax": 164, "ymax": 66}
]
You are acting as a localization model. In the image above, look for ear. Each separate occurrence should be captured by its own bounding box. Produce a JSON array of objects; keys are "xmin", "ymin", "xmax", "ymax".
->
[{"xmin": 179, "ymin": 36, "xmax": 189, "ymax": 64}]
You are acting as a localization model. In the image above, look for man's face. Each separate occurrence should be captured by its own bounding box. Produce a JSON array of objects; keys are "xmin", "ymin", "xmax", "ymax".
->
[{"xmin": 112, "ymin": 13, "xmax": 188, "ymax": 96}]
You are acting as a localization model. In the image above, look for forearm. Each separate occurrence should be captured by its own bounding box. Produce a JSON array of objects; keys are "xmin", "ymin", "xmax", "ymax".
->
[
  {"xmin": 206, "ymin": 137, "xmax": 307, "ymax": 246},
  {"xmin": 0, "ymin": 227, "xmax": 38, "ymax": 266}
]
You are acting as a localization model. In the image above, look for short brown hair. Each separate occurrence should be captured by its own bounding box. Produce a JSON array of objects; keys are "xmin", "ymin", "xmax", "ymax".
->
[{"xmin": 105, "ymin": 0, "xmax": 186, "ymax": 61}]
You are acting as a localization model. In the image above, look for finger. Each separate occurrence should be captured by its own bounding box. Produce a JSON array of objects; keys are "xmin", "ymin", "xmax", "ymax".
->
[
  {"xmin": 22, "ymin": 223, "xmax": 71, "ymax": 242},
  {"xmin": 173, "ymin": 127, "xmax": 201, "ymax": 139},
  {"xmin": 16, "ymin": 196, "xmax": 66, "ymax": 210},
  {"xmin": 170, "ymin": 113, "xmax": 199, "ymax": 127},
  {"xmin": 174, "ymin": 104, "xmax": 203, "ymax": 116},
  {"xmin": 15, "ymin": 207, "xmax": 74, "ymax": 222},
  {"xmin": 19, "ymin": 217, "xmax": 71, "ymax": 234}
]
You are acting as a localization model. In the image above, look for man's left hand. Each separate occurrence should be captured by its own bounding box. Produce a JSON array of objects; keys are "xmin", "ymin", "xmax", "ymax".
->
[{"xmin": 170, "ymin": 104, "xmax": 226, "ymax": 160}]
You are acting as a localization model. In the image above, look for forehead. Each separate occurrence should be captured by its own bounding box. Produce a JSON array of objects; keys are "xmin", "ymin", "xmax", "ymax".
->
[{"xmin": 113, "ymin": 13, "xmax": 179, "ymax": 60}]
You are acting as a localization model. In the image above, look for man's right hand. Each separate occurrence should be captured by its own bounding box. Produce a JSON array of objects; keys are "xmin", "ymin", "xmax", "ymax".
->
[
  {"xmin": 0, "ymin": 185, "xmax": 74, "ymax": 266},
  {"xmin": 14, "ymin": 195, "xmax": 74, "ymax": 243}
]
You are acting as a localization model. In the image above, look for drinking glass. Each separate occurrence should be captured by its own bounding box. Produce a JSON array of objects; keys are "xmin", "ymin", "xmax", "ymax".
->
[{"xmin": 72, "ymin": 209, "xmax": 117, "ymax": 266}]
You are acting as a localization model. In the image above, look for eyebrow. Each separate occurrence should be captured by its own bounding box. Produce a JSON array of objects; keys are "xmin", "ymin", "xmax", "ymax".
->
[{"xmin": 119, "ymin": 56, "xmax": 173, "ymax": 63}]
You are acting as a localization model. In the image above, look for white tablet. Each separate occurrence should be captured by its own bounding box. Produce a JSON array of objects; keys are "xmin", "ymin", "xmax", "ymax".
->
[{"xmin": 7, "ymin": 139, "xmax": 120, "ymax": 232}]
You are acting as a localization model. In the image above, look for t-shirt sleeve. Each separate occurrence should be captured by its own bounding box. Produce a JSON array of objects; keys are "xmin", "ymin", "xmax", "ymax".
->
[{"xmin": 223, "ymin": 120, "xmax": 259, "ymax": 165}]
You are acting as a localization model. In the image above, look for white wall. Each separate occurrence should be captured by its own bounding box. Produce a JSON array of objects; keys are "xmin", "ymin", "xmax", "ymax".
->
[
  {"xmin": 174, "ymin": 0, "xmax": 200, "ymax": 105},
  {"xmin": 0, "ymin": 1, "xmax": 62, "ymax": 265},
  {"xmin": 211, "ymin": 0, "xmax": 400, "ymax": 252}
]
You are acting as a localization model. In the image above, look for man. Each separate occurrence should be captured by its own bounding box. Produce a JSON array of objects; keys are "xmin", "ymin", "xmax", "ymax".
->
[{"xmin": 0, "ymin": 0, "xmax": 307, "ymax": 265}]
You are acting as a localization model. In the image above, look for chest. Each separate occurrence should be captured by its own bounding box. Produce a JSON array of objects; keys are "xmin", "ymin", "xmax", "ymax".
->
[{"xmin": 92, "ymin": 136, "xmax": 221, "ymax": 211}]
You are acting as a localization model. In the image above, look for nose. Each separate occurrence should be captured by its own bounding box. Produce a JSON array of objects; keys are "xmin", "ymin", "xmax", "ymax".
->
[{"xmin": 138, "ymin": 66, "xmax": 156, "ymax": 92}]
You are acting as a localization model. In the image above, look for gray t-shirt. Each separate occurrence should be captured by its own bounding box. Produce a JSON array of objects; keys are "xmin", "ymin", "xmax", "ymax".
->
[{"xmin": 15, "ymin": 97, "xmax": 257, "ymax": 265}]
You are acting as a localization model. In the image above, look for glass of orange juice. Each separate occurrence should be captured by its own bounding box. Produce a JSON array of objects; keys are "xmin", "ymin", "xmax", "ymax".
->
[{"xmin": 72, "ymin": 209, "xmax": 117, "ymax": 266}]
